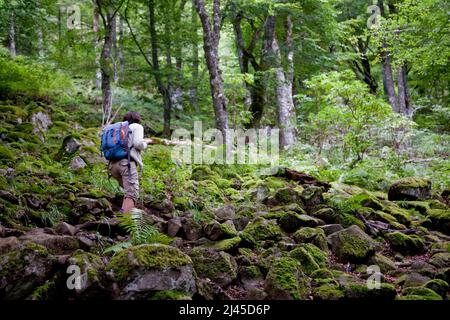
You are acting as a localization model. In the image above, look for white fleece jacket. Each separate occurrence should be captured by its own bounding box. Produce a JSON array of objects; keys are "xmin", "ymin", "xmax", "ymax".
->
[{"xmin": 128, "ymin": 123, "xmax": 147, "ymax": 169}]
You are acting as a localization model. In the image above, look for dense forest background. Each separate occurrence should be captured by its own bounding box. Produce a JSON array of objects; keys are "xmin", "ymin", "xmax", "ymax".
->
[{"xmin": 0, "ymin": 0, "xmax": 449, "ymax": 301}]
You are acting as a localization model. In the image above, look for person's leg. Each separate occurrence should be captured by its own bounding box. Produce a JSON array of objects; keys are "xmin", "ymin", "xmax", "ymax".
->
[
  {"xmin": 120, "ymin": 161, "xmax": 139, "ymax": 213},
  {"xmin": 121, "ymin": 197, "xmax": 135, "ymax": 212}
]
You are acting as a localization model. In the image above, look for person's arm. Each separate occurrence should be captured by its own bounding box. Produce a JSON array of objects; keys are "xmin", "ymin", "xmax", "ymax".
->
[{"xmin": 131, "ymin": 124, "xmax": 147, "ymax": 151}]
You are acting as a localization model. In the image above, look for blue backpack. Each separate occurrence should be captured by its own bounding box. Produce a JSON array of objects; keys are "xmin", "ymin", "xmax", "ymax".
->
[{"xmin": 101, "ymin": 122, "xmax": 133, "ymax": 177}]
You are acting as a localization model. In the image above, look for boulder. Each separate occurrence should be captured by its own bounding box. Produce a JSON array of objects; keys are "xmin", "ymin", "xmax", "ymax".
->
[
  {"xmin": 368, "ymin": 253, "xmax": 397, "ymax": 273},
  {"xmin": 384, "ymin": 232, "xmax": 425, "ymax": 255},
  {"xmin": 107, "ymin": 244, "xmax": 196, "ymax": 299},
  {"xmin": 426, "ymin": 209, "xmax": 450, "ymax": 235},
  {"xmin": 0, "ymin": 243, "xmax": 55, "ymax": 299},
  {"xmin": 264, "ymin": 257, "xmax": 308, "ymax": 300},
  {"xmin": 327, "ymin": 225, "xmax": 378, "ymax": 263},
  {"xmin": 189, "ymin": 247, "xmax": 237, "ymax": 287},
  {"xmin": 182, "ymin": 219, "xmax": 203, "ymax": 241},
  {"xmin": 167, "ymin": 218, "xmax": 182, "ymax": 237},
  {"xmin": 204, "ymin": 220, "xmax": 237, "ymax": 241},
  {"xmin": 19, "ymin": 229, "xmax": 79, "ymax": 254},
  {"xmin": 388, "ymin": 178, "xmax": 432, "ymax": 201},
  {"xmin": 289, "ymin": 243, "xmax": 328, "ymax": 275},
  {"xmin": 31, "ymin": 111, "xmax": 52, "ymax": 142},
  {"xmin": 343, "ymin": 283, "xmax": 396, "ymax": 300},
  {"xmin": 319, "ymin": 224, "xmax": 344, "ymax": 236},
  {"xmin": 213, "ymin": 205, "xmax": 235, "ymax": 222},
  {"xmin": 67, "ymin": 250, "xmax": 107, "ymax": 298},
  {"xmin": 0, "ymin": 236, "xmax": 20, "ymax": 255},
  {"xmin": 241, "ymin": 218, "xmax": 282, "ymax": 246},
  {"xmin": 69, "ymin": 156, "xmax": 87, "ymax": 171},
  {"xmin": 54, "ymin": 222, "xmax": 77, "ymax": 236},
  {"xmin": 293, "ymin": 227, "xmax": 328, "ymax": 251}
]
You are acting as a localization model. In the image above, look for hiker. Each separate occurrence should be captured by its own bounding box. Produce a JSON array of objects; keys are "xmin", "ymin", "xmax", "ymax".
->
[{"xmin": 105, "ymin": 111, "xmax": 148, "ymax": 213}]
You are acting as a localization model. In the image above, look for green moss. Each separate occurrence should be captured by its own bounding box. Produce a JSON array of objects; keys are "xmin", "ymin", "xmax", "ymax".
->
[
  {"xmin": 338, "ymin": 213, "xmax": 365, "ymax": 230},
  {"xmin": 400, "ymin": 287, "xmax": 442, "ymax": 300},
  {"xmin": 382, "ymin": 203, "xmax": 411, "ymax": 226},
  {"xmin": 273, "ymin": 187, "xmax": 302, "ymax": 204},
  {"xmin": 215, "ymin": 178, "xmax": 232, "ymax": 189},
  {"xmin": 0, "ymin": 144, "xmax": 15, "ymax": 165},
  {"xmin": 290, "ymin": 243, "xmax": 328, "ymax": 275},
  {"xmin": 392, "ymin": 178, "xmax": 430, "ymax": 189},
  {"xmin": 241, "ymin": 217, "xmax": 283, "ymax": 246},
  {"xmin": 397, "ymin": 201, "xmax": 430, "ymax": 215},
  {"xmin": 240, "ymin": 265, "xmax": 263, "ymax": 280},
  {"xmin": 424, "ymin": 279, "xmax": 448, "ymax": 298},
  {"xmin": 107, "ymin": 244, "xmax": 192, "ymax": 282},
  {"xmin": 385, "ymin": 232, "xmax": 425, "ymax": 255},
  {"xmin": 344, "ymin": 283, "xmax": 397, "ymax": 299},
  {"xmin": 30, "ymin": 279, "xmax": 56, "ymax": 300},
  {"xmin": 203, "ymin": 237, "xmax": 242, "ymax": 251},
  {"xmin": 343, "ymin": 193, "xmax": 384, "ymax": 211},
  {"xmin": 265, "ymin": 257, "xmax": 307, "ymax": 300},
  {"xmin": 191, "ymin": 165, "xmax": 219, "ymax": 181},
  {"xmin": 150, "ymin": 290, "xmax": 192, "ymax": 300},
  {"xmin": 0, "ymin": 242, "xmax": 49, "ymax": 278},
  {"xmin": 333, "ymin": 227, "xmax": 376, "ymax": 262},
  {"xmin": 173, "ymin": 196, "xmax": 191, "ymax": 210},
  {"xmin": 189, "ymin": 248, "xmax": 237, "ymax": 285},
  {"xmin": 262, "ymin": 176, "xmax": 286, "ymax": 190},
  {"xmin": 427, "ymin": 209, "xmax": 450, "ymax": 234},
  {"xmin": 313, "ymin": 284, "xmax": 344, "ymax": 300},
  {"xmin": 293, "ymin": 227, "xmax": 328, "ymax": 251}
]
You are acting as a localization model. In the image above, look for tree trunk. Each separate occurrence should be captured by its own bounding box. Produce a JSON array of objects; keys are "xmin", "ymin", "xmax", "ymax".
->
[
  {"xmin": 190, "ymin": 0, "xmax": 199, "ymax": 112},
  {"xmin": 100, "ymin": 8, "xmax": 115, "ymax": 126},
  {"xmin": 110, "ymin": 8, "xmax": 118, "ymax": 84},
  {"xmin": 263, "ymin": 15, "xmax": 296, "ymax": 150},
  {"xmin": 232, "ymin": 13, "xmax": 252, "ymax": 109},
  {"xmin": 8, "ymin": 13, "xmax": 16, "ymax": 58},
  {"xmin": 378, "ymin": 0, "xmax": 399, "ymax": 112},
  {"xmin": 118, "ymin": 16, "xmax": 125, "ymax": 83},
  {"xmin": 149, "ymin": 0, "xmax": 172, "ymax": 137},
  {"xmin": 193, "ymin": 0, "xmax": 229, "ymax": 135},
  {"xmin": 398, "ymin": 64, "xmax": 411, "ymax": 116},
  {"xmin": 93, "ymin": 1, "xmax": 102, "ymax": 89}
]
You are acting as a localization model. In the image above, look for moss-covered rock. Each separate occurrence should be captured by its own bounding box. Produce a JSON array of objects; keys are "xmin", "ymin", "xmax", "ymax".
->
[
  {"xmin": 328, "ymin": 225, "xmax": 378, "ymax": 263},
  {"xmin": 313, "ymin": 284, "xmax": 344, "ymax": 300},
  {"xmin": 273, "ymin": 187, "xmax": 302, "ymax": 205},
  {"xmin": 150, "ymin": 290, "xmax": 192, "ymax": 300},
  {"xmin": 107, "ymin": 244, "xmax": 196, "ymax": 298},
  {"xmin": 398, "ymin": 201, "xmax": 431, "ymax": 215},
  {"xmin": 384, "ymin": 232, "xmax": 425, "ymax": 255},
  {"xmin": 0, "ymin": 242, "xmax": 55, "ymax": 299},
  {"xmin": 343, "ymin": 283, "xmax": 396, "ymax": 300},
  {"xmin": 241, "ymin": 217, "xmax": 282, "ymax": 246},
  {"xmin": 311, "ymin": 207, "xmax": 339, "ymax": 224},
  {"xmin": 289, "ymin": 243, "xmax": 328, "ymax": 275},
  {"xmin": 201, "ymin": 237, "xmax": 242, "ymax": 252},
  {"xmin": 388, "ymin": 178, "xmax": 432, "ymax": 201},
  {"xmin": 399, "ymin": 286, "xmax": 442, "ymax": 300},
  {"xmin": 264, "ymin": 257, "xmax": 308, "ymax": 300},
  {"xmin": 423, "ymin": 279, "xmax": 448, "ymax": 298},
  {"xmin": 429, "ymin": 252, "xmax": 450, "ymax": 268},
  {"xmin": 367, "ymin": 253, "xmax": 397, "ymax": 273},
  {"xmin": 189, "ymin": 247, "xmax": 237, "ymax": 287},
  {"xmin": 426, "ymin": 209, "xmax": 450, "ymax": 234},
  {"xmin": 293, "ymin": 227, "xmax": 328, "ymax": 251},
  {"xmin": 67, "ymin": 250, "xmax": 106, "ymax": 298}
]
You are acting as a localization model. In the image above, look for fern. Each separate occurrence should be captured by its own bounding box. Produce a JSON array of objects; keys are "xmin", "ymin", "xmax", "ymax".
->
[{"xmin": 116, "ymin": 209, "xmax": 173, "ymax": 246}]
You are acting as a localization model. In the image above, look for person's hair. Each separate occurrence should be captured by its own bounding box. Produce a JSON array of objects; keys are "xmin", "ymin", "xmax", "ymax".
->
[{"xmin": 123, "ymin": 111, "xmax": 142, "ymax": 124}]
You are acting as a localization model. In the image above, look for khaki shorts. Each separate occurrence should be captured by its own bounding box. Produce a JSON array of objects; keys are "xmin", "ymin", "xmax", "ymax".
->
[{"xmin": 108, "ymin": 159, "xmax": 139, "ymax": 202}]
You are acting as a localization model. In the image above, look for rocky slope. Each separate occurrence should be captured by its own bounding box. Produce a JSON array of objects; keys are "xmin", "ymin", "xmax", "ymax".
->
[{"xmin": 0, "ymin": 98, "xmax": 449, "ymax": 301}]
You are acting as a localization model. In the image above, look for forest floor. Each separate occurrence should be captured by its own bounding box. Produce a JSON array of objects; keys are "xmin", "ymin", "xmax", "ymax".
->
[{"xmin": 0, "ymin": 79, "xmax": 449, "ymax": 301}]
